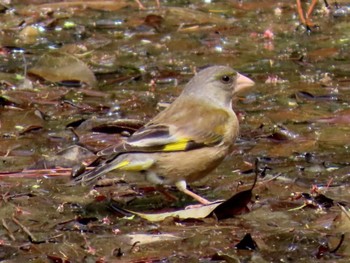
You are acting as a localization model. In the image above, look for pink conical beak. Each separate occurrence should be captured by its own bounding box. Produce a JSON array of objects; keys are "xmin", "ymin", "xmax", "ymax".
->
[{"xmin": 234, "ymin": 73, "xmax": 255, "ymax": 94}]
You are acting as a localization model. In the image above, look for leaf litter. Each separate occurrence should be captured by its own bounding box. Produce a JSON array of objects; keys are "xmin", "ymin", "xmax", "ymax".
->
[{"xmin": 1, "ymin": 0, "xmax": 350, "ymax": 261}]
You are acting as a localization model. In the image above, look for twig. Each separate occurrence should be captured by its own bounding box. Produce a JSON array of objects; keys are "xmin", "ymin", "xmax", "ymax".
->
[
  {"xmin": 0, "ymin": 167, "xmax": 96, "ymax": 178},
  {"xmin": 330, "ymin": 234, "xmax": 345, "ymax": 254},
  {"xmin": 12, "ymin": 216, "xmax": 42, "ymax": 244},
  {"xmin": 2, "ymin": 218, "xmax": 16, "ymax": 241},
  {"xmin": 338, "ymin": 203, "xmax": 350, "ymax": 221}
]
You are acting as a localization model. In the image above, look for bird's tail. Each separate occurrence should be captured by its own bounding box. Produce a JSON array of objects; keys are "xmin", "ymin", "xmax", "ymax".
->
[
  {"xmin": 71, "ymin": 156, "xmax": 155, "ymax": 186},
  {"xmin": 71, "ymin": 159, "xmax": 129, "ymax": 186}
]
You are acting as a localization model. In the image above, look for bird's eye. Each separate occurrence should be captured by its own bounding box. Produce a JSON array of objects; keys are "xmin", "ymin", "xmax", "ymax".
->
[{"xmin": 220, "ymin": 75, "xmax": 233, "ymax": 84}]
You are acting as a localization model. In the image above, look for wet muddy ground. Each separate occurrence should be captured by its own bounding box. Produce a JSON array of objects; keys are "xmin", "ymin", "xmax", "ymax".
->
[{"xmin": 0, "ymin": 0, "xmax": 350, "ymax": 262}]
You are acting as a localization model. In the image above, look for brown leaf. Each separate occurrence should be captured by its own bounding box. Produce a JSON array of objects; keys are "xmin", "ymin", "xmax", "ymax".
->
[
  {"xmin": 30, "ymin": 145, "xmax": 96, "ymax": 169},
  {"xmin": 29, "ymin": 51, "xmax": 97, "ymax": 87}
]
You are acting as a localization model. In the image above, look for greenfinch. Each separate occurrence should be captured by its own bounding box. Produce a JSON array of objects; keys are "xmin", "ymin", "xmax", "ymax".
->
[{"xmin": 73, "ymin": 66, "xmax": 254, "ymax": 204}]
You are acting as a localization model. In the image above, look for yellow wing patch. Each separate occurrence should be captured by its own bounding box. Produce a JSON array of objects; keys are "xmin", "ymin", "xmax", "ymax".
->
[
  {"xmin": 113, "ymin": 160, "xmax": 130, "ymax": 169},
  {"xmin": 117, "ymin": 159, "xmax": 154, "ymax": 172},
  {"xmin": 162, "ymin": 138, "xmax": 189, "ymax": 151}
]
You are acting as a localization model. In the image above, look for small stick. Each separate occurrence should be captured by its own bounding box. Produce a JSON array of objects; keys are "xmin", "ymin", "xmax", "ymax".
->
[
  {"xmin": 2, "ymin": 218, "xmax": 16, "ymax": 241},
  {"xmin": 12, "ymin": 216, "xmax": 40, "ymax": 243}
]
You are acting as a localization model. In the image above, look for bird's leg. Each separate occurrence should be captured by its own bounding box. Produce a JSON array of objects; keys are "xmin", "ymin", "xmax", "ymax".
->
[
  {"xmin": 296, "ymin": 0, "xmax": 307, "ymax": 25},
  {"xmin": 306, "ymin": 0, "xmax": 319, "ymax": 19},
  {"xmin": 296, "ymin": 0, "xmax": 323, "ymax": 31},
  {"xmin": 175, "ymin": 180, "xmax": 211, "ymax": 205}
]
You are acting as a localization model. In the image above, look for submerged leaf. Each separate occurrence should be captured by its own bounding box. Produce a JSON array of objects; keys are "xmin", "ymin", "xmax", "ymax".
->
[
  {"xmin": 316, "ymin": 109, "xmax": 350, "ymax": 124},
  {"xmin": 293, "ymin": 91, "xmax": 338, "ymax": 102},
  {"xmin": 165, "ymin": 6, "xmax": 228, "ymax": 27},
  {"xmin": 29, "ymin": 51, "xmax": 97, "ymax": 87},
  {"xmin": 30, "ymin": 145, "xmax": 96, "ymax": 169},
  {"xmin": 334, "ymin": 204, "xmax": 350, "ymax": 233},
  {"xmin": 24, "ymin": 1, "xmax": 129, "ymax": 12}
]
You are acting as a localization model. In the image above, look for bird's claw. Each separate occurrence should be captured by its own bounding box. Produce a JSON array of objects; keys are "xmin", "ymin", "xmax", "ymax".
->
[{"xmin": 296, "ymin": 23, "xmax": 320, "ymax": 34}]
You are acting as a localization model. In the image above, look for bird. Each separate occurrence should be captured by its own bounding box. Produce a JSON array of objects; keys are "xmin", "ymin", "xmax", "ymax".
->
[{"xmin": 72, "ymin": 66, "xmax": 254, "ymax": 205}]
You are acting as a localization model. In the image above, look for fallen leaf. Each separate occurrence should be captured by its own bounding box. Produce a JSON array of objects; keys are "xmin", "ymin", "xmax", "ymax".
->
[
  {"xmin": 29, "ymin": 145, "xmax": 96, "ymax": 169},
  {"xmin": 124, "ymin": 201, "xmax": 223, "ymax": 222},
  {"xmin": 29, "ymin": 51, "xmax": 97, "ymax": 87},
  {"xmin": 123, "ymin": 233, "xmax": 183, "ymax": 245}
]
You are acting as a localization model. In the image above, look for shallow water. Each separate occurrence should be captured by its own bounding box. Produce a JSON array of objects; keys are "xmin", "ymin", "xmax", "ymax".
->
[{"xmin": 0, "ymin": 0, "xmax": 350, "ymax": 261}]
